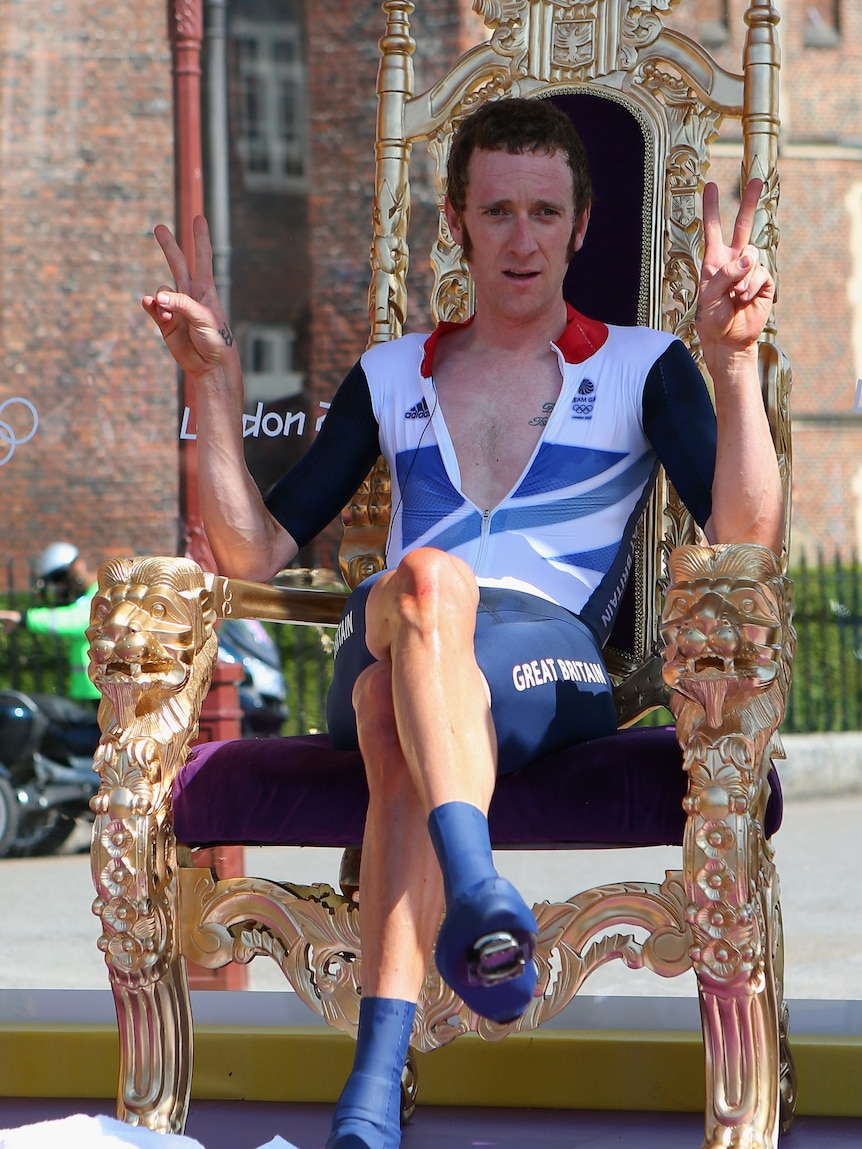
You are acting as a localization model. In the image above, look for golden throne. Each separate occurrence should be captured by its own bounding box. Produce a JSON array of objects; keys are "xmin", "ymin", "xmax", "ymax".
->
[{"xmin": 87, "ymin": 1, "xmax": 796, "ymax": 1145}]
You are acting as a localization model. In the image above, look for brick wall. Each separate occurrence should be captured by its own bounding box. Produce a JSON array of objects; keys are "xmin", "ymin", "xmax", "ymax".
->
[
  {"xmin": 301, "ymin": 0, "xmax": 862, "ymax": 566},
  {"xmin": 3, "ymin": 0, "xmax": 860, "ymax": 582},
  {"xmin": 1, "ymin": 0, "xmax": 179, "ymax": 587},
  {"xmin": 670, "ymin": 1, "xmax": 862, "ymax": 560},
  {"xmin": 302, "ymin": 0, "xmax": 476, "ymax": 568}
]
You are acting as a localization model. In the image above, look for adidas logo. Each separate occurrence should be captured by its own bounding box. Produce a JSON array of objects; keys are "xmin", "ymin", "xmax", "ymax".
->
[{"xmin": 405, "ymin": 398, "xmax": 431, "ymax": 420}]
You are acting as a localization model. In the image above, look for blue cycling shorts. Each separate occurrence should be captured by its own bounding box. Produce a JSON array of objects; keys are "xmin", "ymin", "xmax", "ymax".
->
[{"xmin": 326, "ymin": 573, "xmax": 618, "ymax": 776}]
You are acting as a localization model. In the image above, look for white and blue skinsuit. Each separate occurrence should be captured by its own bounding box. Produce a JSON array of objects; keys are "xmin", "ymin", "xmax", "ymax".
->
[{"xmin": 265, "ymin": 305, "xmax": 716, "ymax": 774}]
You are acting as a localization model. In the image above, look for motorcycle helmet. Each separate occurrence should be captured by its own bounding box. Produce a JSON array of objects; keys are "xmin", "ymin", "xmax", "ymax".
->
[
  {"xmin": 35, "ymin": 541, "xmax": 81, "ymax": 603},
  {"xmin": 37, "ymin": 541, "xmax": 80, "ymax": 582}
]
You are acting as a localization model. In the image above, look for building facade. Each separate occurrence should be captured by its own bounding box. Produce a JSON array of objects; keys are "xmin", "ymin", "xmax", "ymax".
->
[
  {"xmin": 673, "ymin": 0, "xmax": 862, "ymax": 560},
  {"xmin": 1, "ymin": 0, "xmax": 179, "ymax": 583},
  {"xmin": 1, "ymin": 0, "xmax": 859, "ymax": 587}
]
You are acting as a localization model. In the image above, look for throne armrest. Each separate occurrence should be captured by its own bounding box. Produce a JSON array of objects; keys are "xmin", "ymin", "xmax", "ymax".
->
[
  {"xmin": 86, "ymin": 556, "xmax": 350, "ymax": 803},
  {"xmin": 661, "ymin": 542, "xmax": 794, "ymax": 759},
  {"xmin": 209, "ymin": 574, "xmax": 347, "ymax": 626}
]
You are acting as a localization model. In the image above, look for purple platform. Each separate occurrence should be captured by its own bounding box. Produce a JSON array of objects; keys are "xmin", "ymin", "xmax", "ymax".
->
[{"xmin": 0, "ymin": 1098, "xmax": 857, "ymax": 1149}]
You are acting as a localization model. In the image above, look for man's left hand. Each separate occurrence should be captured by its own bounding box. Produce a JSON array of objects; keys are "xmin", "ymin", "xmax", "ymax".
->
[{"xmin": 696, "ymin": 178, "xmax": 774, "ymax": 358}]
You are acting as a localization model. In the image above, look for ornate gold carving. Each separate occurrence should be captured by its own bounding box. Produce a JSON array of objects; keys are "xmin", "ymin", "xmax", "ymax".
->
[
  {"xmin": 660, "ymin": 543, "xmax": 795, "ymax": 1146},
  {"xmin": 178, "ymin": 868, "xmax": 363, "ymax": 1035},
  {"xmin": 473, "ymin": 0, "xmax": 530, "ymax": 75},
  {"xmin": 177, "ymin": 864, "xmax": 693, "ymax": 1054},
  {"xmin": 620, "ymin": 0, "xmax": 680, "ymax": 64},
  {"xmin": 88, "ymin": 557, "xmax": 218, "ymax": 1131},
  {"xmin": 661, "ymin": 544, "xmax": 794, "ymax": 747},
  {"xmin": 553, "ymin": 20, "xmax": 594, "ymax": 71},
  {"xmin": 470, "ymin": 1, "xmax": 682, "ymax": 81},
  {"xmin": 636, "ymin": 62, "xmax": 722, "ymax": 350},
  {"xmin": 338, "ymin": 458, "xmax": 391, "ymax": 587},
  {"xmin": 368, "ymin": 2, "xmax": 416, "ymax": 344}
]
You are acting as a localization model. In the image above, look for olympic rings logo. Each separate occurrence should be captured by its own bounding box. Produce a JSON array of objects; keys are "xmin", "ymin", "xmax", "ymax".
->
[{"xmin": 0, "ymin": 397, "xmax": 39, "ymax": 466}]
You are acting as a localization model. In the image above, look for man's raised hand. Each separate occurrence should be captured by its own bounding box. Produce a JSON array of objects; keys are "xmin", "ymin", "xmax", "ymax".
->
[
  {"xmin": 142, "ymin": 215, "xmax": 239, "ymax": 381},
  {"xmin": 696, "ymin": 178, "xmax": 774, "ymax": 359}
]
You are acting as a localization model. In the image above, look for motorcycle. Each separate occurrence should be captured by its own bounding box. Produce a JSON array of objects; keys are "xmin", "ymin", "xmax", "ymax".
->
[
  {"xmin": 216, "ymin": 617, "xmax": 290, "ymax": 738},
  {"xmin": 0, "ymin": 689, "xmax": 100, "ymax": 858},
  {"xmin": 0, "ymin": 620, "xmax": 289, "ymax": 859}
]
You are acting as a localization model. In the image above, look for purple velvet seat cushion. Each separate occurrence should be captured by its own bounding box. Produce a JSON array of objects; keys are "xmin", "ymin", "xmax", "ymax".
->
[{"xmin": 173, "ymin": 726, "xmax": 782, "ymax": 850}]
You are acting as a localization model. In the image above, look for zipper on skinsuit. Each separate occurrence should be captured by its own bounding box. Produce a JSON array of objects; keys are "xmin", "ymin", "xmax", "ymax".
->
[{"xmin": 475, "ymin": 507, "xmax": 493, "ymax": 573}]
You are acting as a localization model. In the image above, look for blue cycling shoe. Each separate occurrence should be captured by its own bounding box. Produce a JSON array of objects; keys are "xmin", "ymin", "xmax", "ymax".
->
[
  {"xmin": 434, "ymin": 875, "xmax": 537, "ymax": 1023},
  {"xmin": 325, "ymin": 996, "xmax": 413, "ymax": 1149}
]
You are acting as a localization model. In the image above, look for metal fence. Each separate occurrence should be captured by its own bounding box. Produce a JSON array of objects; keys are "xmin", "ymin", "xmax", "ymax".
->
[
  {"xmin": 3, "ymin": 554, "xmax": 861, "ymax": 736},
  {"xmin": 0, "ymin": 558, "xmax": 72, "ymax": 697},
  {"xmin": 0, "ymin": 557, "xmax": 335, "ymax": 737},
  {"xmin": 784, "ymin": 551, "xmax": 862, "ymax": 734}
]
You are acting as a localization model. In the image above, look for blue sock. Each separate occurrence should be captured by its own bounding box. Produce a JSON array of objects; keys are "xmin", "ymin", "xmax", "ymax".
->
[
  {"xmin": 326, "ymin": 996, "xmax": 416, "ymax": 1149},
  {"xmin": 427, "ymin": 801, "xmax": 497, "ymax": 905},
  {"xmin": 427, "ymin": 801, "xmax": 537, "ymax": 1024}
]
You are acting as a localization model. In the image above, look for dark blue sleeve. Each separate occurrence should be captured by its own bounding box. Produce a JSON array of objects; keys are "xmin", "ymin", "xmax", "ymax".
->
[
  {"xmin": 642, "ymin": 339, "xmax": 716, "ymax": 529},
  {"xmin": 264, "ymin": 360, "xmax": 381, "ymax": 549}
]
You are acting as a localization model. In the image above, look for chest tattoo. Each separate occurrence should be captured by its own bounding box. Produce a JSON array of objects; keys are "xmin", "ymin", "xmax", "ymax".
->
[{"xmin": 528, "ymin": 401, "xmax": 556, "ymax": 428}]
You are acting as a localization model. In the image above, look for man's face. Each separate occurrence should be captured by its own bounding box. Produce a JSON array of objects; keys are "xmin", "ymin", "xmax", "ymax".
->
[{"xmin": 445, "ymin": 147, "xmax": 589, "ymax": 323}]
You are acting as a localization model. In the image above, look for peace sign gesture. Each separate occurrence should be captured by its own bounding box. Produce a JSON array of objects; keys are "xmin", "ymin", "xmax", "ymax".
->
[
  {"xmin": 696, "ymin": 178, "xmax": 775, "ymax": 360},
  {"xmin": 142, "ymin": 215, "xmax": 240, "ymax": 383}
]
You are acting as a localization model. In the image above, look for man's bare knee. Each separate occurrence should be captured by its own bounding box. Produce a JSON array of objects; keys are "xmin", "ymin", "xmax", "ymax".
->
[
  {"xmin": 364, "ymin": 549, "xmax": 479, "ymax": 658},
  {"xmin": 398, "ymin": 548, "xmax": 478, "ymax": 601},
  {"xmin": 388, "ymin": 548, "xmax": 478, "ymax": 625}
]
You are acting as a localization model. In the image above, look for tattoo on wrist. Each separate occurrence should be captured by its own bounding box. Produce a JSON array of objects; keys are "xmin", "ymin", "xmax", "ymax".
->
[
  {"xmin": 528, "ymin": 401, "xmax": 556, "ymax": 427},
  {"xmin": 219, "ymin": 325, "xmax": 234, "ymax": 347}
]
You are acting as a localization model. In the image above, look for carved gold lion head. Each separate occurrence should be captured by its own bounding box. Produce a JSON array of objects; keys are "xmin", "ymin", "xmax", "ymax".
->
[
  {"xmin": 87, "ymin": 556, "xmax": 218, "ymax": 724},
  {"xmin": 660, "ymin": 544, "xmax": 794, "ymax": 737}
]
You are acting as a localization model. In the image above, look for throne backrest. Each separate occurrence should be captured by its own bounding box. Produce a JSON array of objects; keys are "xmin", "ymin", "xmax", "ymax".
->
[{"xmin": 339, "ymin": 0, "xmax": 790, "ymax": 698}]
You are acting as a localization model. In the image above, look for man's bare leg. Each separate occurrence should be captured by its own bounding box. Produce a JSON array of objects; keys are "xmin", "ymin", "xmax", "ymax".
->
[
  {"xmin": 326, "ymin": 658, "xmax": 441, "ymax": 1149},
  {"xmin": 354, "ymin": 657, "xmax": 444, "ymax": 1001},
  {"xmin": 326, "ymin": 549, "xmax": 536, "ymax": 1149},
  {"xmin": 361, "ymin": 549, "xmax": 537, "ymax": 1015},
  {"xmin": 363, "ymin": 547, "xmax": 497, "ymax": 812}
]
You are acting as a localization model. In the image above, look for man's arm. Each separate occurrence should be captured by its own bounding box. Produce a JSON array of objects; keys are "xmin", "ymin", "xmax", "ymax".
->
[
  {"xmin": 696, "ymin": 179, "xmax": 784, "ymax": 555},
  {"xmin": 19, "ymin": 592, "xmax": 95, "ymax": 639},
  {"xmin": 143, "ymin": 216, "xmax": 298, "ymax": 581}
]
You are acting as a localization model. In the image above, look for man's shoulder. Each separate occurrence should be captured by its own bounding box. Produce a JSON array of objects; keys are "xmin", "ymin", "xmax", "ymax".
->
[
  {"xmin": 602, "ymin": 324, "xmax": 679, "ymax": 358},
  {"xmin": 360, "ymin": 332, "xmax": 429, "ymax": 371}
]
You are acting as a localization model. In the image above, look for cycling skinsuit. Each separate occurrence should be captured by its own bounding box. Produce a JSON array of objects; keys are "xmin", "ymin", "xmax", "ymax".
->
[{"xmin": 265, "ymin": 305, "xmax": 716, "ymax": 774}]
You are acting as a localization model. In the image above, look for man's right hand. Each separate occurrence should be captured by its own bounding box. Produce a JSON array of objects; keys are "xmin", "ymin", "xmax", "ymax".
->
[
  {"xmin": 142, "ymin": 215, "xmax": 241, "ymax": 384},
  {"xmin": 0, "ymin": 610, "xmax": 21, "ymax": 633}
]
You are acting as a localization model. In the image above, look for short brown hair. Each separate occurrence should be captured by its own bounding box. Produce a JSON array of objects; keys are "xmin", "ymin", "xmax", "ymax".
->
[{"xmin": 446, "ymin": 97, "xmax": 592, "ymax": 221}]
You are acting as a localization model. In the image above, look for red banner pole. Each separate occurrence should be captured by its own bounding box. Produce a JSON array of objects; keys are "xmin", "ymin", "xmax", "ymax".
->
[
  {"xmin": 170, "ymin": 0, "xmax": 215, "ymax": 571},
  {"xmin": 170, "ymin": 1, "xmax": 245, "ymax": 990}
]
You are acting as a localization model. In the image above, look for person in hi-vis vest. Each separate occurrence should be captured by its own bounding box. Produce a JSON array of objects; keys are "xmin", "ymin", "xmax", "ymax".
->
[{"xmin": 0, "ymin": 541, "xmax": 100, "ymax": 702}]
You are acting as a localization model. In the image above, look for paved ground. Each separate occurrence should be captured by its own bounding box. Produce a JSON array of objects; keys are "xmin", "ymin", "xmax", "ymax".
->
[
  {"xmin": 2, "ymin": 793, "xmax": 862, "ymax": 1147},
  {"xmin": 0, "ymin": 789, "xmax": 859, "ymax": 1001}
]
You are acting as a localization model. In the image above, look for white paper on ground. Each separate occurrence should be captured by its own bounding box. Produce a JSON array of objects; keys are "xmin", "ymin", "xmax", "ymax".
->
[
  {"xmin": 0, "ymin": 1114, "xmax": 301, "ymax": 1149},
  {"xmin": 0, "ymin": 1114, "xmax": 207, "ymax": 1148}
]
